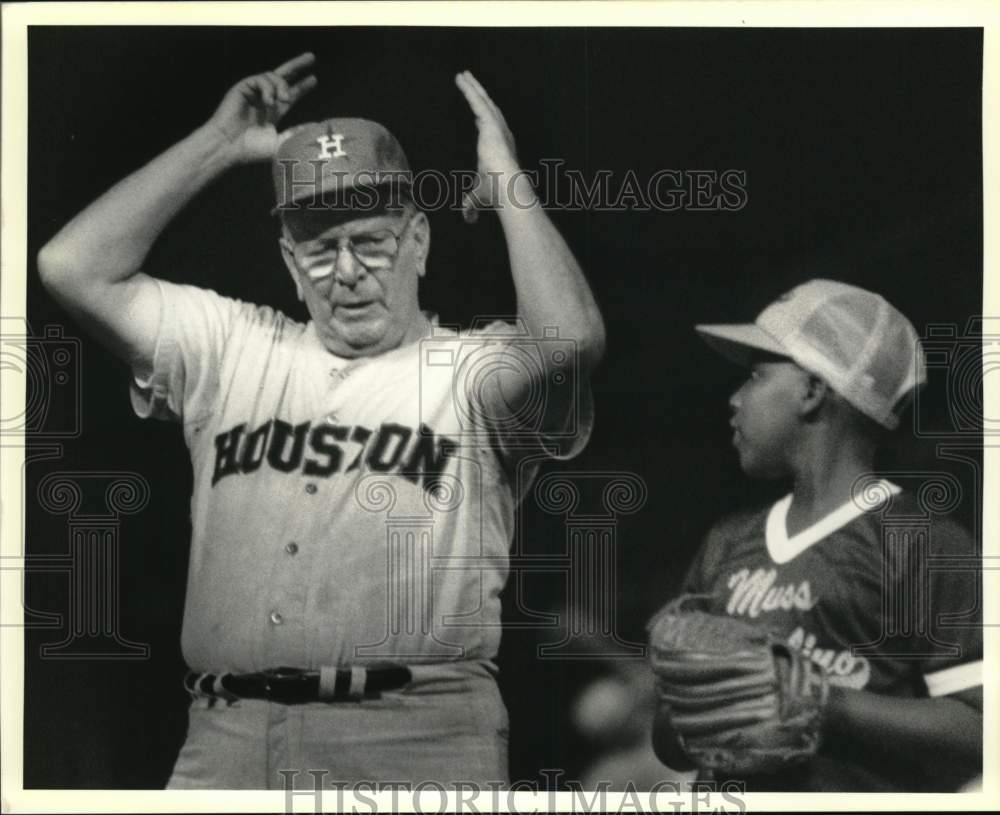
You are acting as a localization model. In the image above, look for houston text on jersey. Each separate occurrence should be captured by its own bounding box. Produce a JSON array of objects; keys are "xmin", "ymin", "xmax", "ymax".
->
[{"xmin": 212, "ymin": 418, "xmax": 459, "ymax": 492}]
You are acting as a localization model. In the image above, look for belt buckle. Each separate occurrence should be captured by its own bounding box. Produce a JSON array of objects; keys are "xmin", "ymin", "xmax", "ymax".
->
[{"xmin": 264, "ymin": 667, "xmax": 313, "ymax": 704}]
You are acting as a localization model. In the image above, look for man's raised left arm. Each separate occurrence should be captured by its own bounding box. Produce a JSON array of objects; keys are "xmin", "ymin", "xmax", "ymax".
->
[{"xmin": 455, "ymin": 71, "xmax": 605, "ymax": 436}]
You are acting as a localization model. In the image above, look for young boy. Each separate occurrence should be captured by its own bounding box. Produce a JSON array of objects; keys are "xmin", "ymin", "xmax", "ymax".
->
[{"xmin": 652, "ymin": 279, "xmax": 982, "ymax": 792}]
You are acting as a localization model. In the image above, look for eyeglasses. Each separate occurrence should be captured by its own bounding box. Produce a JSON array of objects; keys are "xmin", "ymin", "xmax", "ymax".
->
[{"xmin": 293, "ymin": 215, "xmax": 414, "ymax": 283}]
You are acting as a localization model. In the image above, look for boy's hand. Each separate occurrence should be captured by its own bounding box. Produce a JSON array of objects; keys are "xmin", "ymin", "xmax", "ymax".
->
[{"xmin": 648, "ymin": 595, "xmax": 829, "ymax": 775}]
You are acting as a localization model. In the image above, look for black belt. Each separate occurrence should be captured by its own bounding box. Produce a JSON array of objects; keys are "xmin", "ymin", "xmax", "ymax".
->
[{"xmin": 184, "ymin": 665, "xmax": 412, "ymax": 704}]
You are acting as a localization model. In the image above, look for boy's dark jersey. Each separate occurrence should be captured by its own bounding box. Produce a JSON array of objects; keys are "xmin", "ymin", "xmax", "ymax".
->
[{"xmin": 681, "ymin": 480, "xmax": 982, "ymax": 791}]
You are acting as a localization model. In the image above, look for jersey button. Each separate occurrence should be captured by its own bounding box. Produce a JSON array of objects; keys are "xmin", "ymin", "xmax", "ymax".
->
[
  {"xmin": 325, "ymin": 412, "xmax": 338, "ymax": 424},
  {"xmin": 269, "ymin": 611, "xmax": 284, "ymax": 625},
  {"xmin": 305, "ymin": 483, "xmax": 317, "ymax": 495},
  {"xmin": 285, "ymin": 542, "xmax": 299, "ymax": 555}
]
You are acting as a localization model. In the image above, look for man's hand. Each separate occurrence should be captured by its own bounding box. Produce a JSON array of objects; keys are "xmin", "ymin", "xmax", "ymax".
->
[
  {"xmin": 452, "ymin": 69, "xmax": 604, "ymax": 438},
  {"xmin": 455, "ymin": 70, "xmax": 531, "ymax": 217},
  {"xmin": 207, "ymin": 52, "xmax": 319, "ymax": 164},
  {"xmin": 38, "ymin": 52, "xmax": 317, "ymax": 373}
]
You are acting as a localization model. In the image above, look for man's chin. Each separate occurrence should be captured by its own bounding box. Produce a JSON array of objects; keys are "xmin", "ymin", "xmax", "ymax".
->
[{"xmin": 321, "ymin": 318, "xmax": 396, "ymax": 358}]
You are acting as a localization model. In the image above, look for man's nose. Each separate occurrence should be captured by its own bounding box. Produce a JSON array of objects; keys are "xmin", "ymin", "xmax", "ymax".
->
[{"xmin": 334, "ymin": 246, "xmax": 365, "ymax": 287}]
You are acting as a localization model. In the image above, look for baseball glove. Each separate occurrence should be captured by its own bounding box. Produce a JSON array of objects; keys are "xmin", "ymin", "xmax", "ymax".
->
[{"xmin": 647, "ymin": 594, "xmax": 828, "ymax": 777}]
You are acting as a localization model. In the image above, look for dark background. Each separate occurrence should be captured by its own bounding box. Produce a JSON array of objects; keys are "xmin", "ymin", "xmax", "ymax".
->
[{"xmin": 23, "ymin": 26, "xmax": 983, "ymax": 787}]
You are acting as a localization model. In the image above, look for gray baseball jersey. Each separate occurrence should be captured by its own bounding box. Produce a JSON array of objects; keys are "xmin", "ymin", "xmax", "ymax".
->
[{"xmin": 131, "ymin": 279, "xmax": 592, "ymax": 674}]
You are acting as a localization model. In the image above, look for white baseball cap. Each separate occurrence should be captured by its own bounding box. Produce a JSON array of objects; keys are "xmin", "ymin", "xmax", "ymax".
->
[{"xmin": 695, "ymin": 279, "xmax": 927, "ymax": 429}]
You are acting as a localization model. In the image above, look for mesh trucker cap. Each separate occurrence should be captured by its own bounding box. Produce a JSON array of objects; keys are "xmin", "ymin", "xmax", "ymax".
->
[
  {"xmin": 695, "ymin": 279, "xmax": 927, "ymax": 429},
  {"xmin": 271, "ymin": 118, "xmax": 411, "ymax": 213}
]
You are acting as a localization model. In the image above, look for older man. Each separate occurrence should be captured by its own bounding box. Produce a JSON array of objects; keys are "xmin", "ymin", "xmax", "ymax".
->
[{"xmin": 38, "ymin": 53, "xmax": 604, "ymax": 790}]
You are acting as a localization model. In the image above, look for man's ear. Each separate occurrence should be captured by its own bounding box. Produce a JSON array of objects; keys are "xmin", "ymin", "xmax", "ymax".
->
[
  {"xmin": 409, "ymin": 212, "xmax": 430, "ymax": 278},
  {"xmin": 800, "ymin": 373, "xmax": 829, "ymax": 421},
  {"xmin": 279, "ymin": 234, "xmax": 304, "ymax": 302}
]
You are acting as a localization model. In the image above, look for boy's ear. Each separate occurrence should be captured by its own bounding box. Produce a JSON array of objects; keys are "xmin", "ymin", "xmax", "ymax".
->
[{"xmin": 800, "ymin": 373, "xmax": 829, "ymax": 420}]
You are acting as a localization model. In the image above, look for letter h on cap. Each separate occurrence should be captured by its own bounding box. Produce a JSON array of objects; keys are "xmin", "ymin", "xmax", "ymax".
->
[{"xmin": 317, "ymin": 134, "xmax": 346, "ymax": 160}]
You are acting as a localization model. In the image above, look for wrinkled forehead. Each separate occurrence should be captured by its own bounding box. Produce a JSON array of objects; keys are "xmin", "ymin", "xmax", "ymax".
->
[
  {"xmin": 279, "ymin": 184, "xmax": 413, "ymax": 243},
  {"xmin": 283, "ymin": 209, "xmax": 410, "ymax": 246}
]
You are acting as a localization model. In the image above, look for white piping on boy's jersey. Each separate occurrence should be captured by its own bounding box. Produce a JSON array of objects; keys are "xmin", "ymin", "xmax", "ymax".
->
[
  {"xmin": 765, "ymin": 479, "xmax": 902, "ymax": 565},
  {"xmin": 924, "ymin": 661, "xmax": 982, "ymax": 698},
  {"xmin": 764, "ymin": 479, "xmax": 983, "ymax": 697}
]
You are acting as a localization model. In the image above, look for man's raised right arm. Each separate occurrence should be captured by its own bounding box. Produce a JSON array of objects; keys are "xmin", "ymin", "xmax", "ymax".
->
[{"xmin": 37, "ymin": 53, "xmax": 318, "ymax": 372}]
